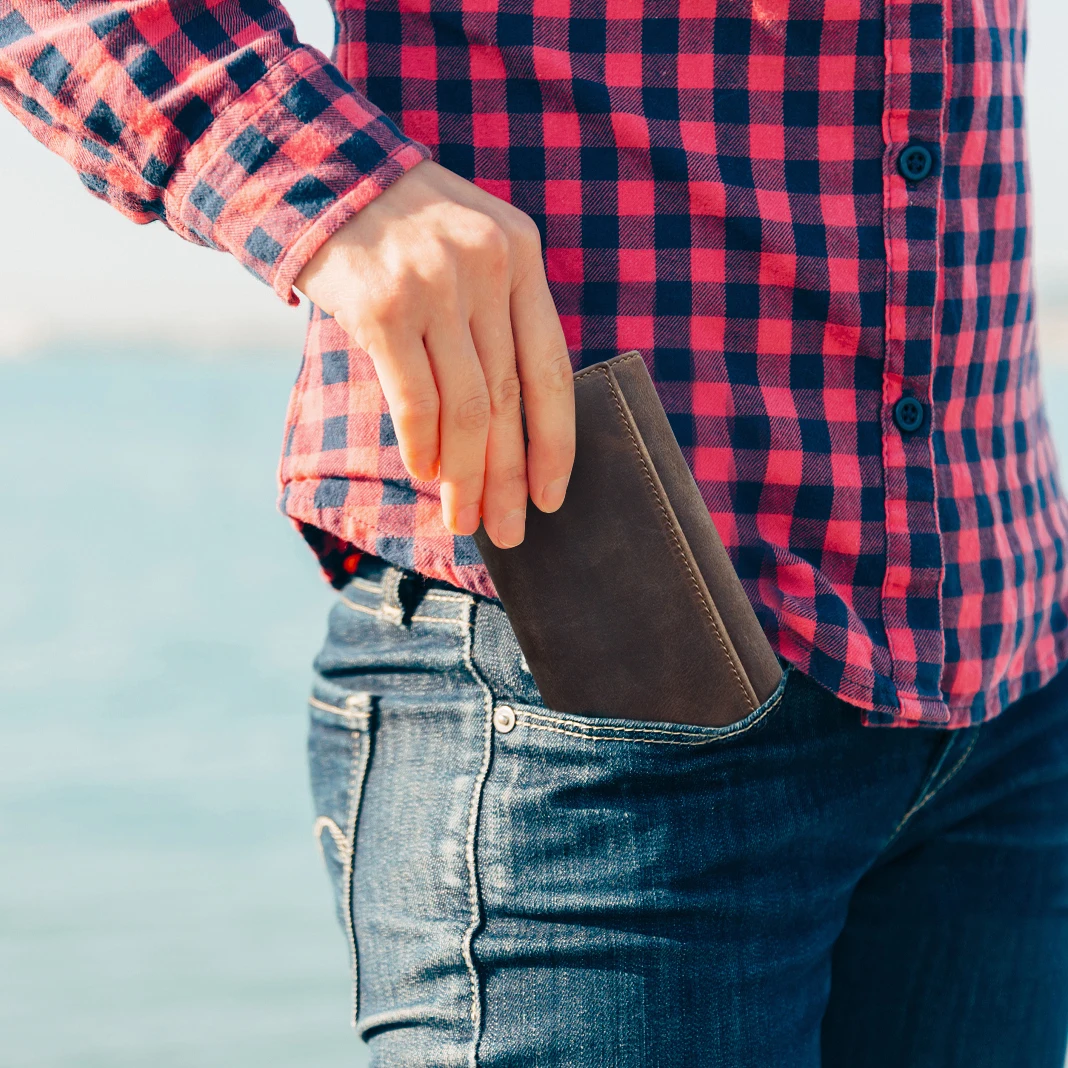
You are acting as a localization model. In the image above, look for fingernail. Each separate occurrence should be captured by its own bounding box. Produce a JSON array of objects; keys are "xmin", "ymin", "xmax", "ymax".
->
[
  {"xmin": 456, "ymin": 504, "xmax": 481, "ymax": 534},
  {"xmin": 542, "ymin": 475, "xmax": 570, "ymax": 512},
  {"xmin": 497, "ymin": 508, "xmax": 526, "ymax": 548}
]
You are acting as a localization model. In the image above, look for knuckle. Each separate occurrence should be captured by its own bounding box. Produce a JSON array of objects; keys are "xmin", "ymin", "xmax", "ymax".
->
[
  {"xmin": 447, "ymin": 213, "xmax": 511, "ymax": 276},
  {"xmin": 494, "ymin": 461, "xmax": 529, "ymax": 494},
  {"xmin": 364, "ymin": 275, "xmax": 418, "ymax": 324},
  {"xmin": 474, "ymin": 218, "xmax": 510, "ymax": 266},
  {"xmin": 393, "ymin": 390, "xmax": 440, "ymax": 429},
  {"xmin": 443, "ymin": 471, "xmax": 484, "ymax": 501},
  {"xmin": 417, "ymin": 249, "xmax": 460, "ymax": 296},
  {"xmin": 540, "ymin": 347, "xmax": 574, "ymax": 393},
  {"xmin": 509, "ymin": 211, "xmax": 542, "ymax": 254},
  {"xmin": 452, "ymin": 389, "xmax": 492, "ymax": 432},
  {"xmin": 489, "ymin": 373, "xmax": 523, "ymax": 415}
]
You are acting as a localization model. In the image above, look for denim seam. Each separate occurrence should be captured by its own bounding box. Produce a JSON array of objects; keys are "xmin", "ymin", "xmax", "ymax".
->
[
  {"xmin": 883, "ymin": 728, "xmax": 981, "ymax": 848},
  {"xmin": 348, "ymin": 725, "xmax": 373, "ymax": 1028},
  {"xmin": 339, "ymin": 593, "xmax": 379, "ymax": 616},
  {"xmin": 408, "ymin": 613, "xmax": 473, "ymax": 626},
  {"xmin": 312, "ymin": 814, "xmax": 349, "ymax": 858},
  {"xmin": 340, "ymin": 591, "xmax": 471, "ymax": 627},
  {"xmin": 309, "ymin": 721, "xmax": 369, "ymax": 1029},
  {"xmin": 308, "ymin": 695, "xmax": 374, "ymax": 720},
  {"xmin": 348, "ymin": 576, "xmax": 382, "ymax": 593},
  {"xmin": 511, "ymin": 668, "xmax": 789, "ymax": 746},
  {"xmin": 458, "ymin": 593, "xmax": 493, "ymax": 1068}
]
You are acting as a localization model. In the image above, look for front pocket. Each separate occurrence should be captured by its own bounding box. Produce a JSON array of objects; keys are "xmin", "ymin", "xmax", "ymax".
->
[
  {"xmin": 500, "ymin": 664, "xmax": 793, "ymax": 748},
  {"xmin": 307, "ymin": 687, "xmax": 375, "ymax": 1027}
]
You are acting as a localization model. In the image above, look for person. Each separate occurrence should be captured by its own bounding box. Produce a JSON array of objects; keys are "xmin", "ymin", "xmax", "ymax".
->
[{"xmin": 3, "ymin": 0, "xmax": 1067, "ymax": 1064}]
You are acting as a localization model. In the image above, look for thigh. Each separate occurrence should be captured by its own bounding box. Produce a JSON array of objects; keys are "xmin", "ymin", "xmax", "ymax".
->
[
  {"xmin": 308, "ymin": 560, "xmax": 954, "ymax": 1068},
  {"xmin": 308, "ymin": 562, "xmax": 491, "ymax": 1067},
  {"xmin": 822, "ymin": 667, "xmax": 1068, "ymax": 1068},
  {"xmin": 468, "ymin": 601, "xmax": 952, "ymax": 1068}
]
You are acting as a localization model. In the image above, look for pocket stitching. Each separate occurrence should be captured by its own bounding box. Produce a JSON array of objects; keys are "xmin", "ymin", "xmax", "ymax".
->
[
  {"xmin": 338, "ymin": 592, "xmax": 380, "ymax": 617},
  {"xmin": 511, "ymin": 667, "xmax": 791, "ymax": 746},
  {"xmin": 310, "ymin": 711, "xmax": 373, "ymax": 1029}
]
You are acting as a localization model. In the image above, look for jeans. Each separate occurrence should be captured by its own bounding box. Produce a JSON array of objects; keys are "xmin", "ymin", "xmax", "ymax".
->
[{"xmin": 307, "ymin": 555, "xmax": 1068, "ymax": 1067}]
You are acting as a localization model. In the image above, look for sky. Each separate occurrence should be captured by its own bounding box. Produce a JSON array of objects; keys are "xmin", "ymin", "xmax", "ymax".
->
[{"xmin": 0, "ymin": 0, "xmax": 1066, "ymax": 358}]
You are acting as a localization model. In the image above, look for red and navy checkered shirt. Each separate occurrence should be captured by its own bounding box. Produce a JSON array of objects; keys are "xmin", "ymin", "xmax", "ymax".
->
[{"xmin": 4, "ymin": 0, "xmax": 1066, "ymax": 727}]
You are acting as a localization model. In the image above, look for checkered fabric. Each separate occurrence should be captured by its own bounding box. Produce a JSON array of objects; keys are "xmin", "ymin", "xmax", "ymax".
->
[
  {"xmin": 4, "ymin": 0, "xmax": 1067, "ymax": 727},
  {"xmin": 0, "ymin": 0, "xmax": 430, "ymax": 302}
]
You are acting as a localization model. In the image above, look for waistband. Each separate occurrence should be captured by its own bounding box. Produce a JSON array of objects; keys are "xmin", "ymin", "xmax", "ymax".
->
[{"xmin": 346, "ymin": 552, "xmax": 542, "ymax": 707}]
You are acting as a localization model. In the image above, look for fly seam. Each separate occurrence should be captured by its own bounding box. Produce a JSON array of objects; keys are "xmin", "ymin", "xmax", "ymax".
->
[{"xmin": 884, "ymin": 728, "xmax": 981, "ymax": 849}]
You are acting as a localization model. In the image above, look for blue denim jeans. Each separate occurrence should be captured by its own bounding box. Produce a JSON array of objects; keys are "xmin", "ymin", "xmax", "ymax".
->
[{"xmin": 307, "ymin": 555, "xmax": 1068, "ymax": 1067}]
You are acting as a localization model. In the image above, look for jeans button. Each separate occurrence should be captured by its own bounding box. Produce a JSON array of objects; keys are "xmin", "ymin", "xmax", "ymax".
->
[
  {"xmin": 493, "ymin": 705, "xmax": 517, "ymax": 733},
  {"xmin": 898, "ymin": 143, "xmax": 934, "ymax": 182},
  {"xmin": 893, "ymin": 395, "xmax": 926, "ymax": 433}
]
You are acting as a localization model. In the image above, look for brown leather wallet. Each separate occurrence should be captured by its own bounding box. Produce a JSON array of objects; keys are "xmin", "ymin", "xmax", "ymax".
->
[{"xmin": 473, "ymin": 351, "xmax": 783, "ymax": 728}]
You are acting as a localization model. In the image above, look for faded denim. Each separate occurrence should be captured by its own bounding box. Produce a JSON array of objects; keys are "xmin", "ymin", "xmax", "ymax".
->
[{"xmin": 308, "ymin": 555, "xmax": 1068, "ymax": 1067}]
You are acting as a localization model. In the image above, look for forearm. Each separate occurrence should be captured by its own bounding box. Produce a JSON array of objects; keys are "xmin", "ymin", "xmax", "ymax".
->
[{"xmin": 0, "ymin": 0, "xmax": 430, "ymax": 301}]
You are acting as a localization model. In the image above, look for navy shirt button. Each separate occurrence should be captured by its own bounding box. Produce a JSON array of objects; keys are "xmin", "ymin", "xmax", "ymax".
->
[
  {"xmin": 898, "ymin": 143, "xmax": 934, "ymax": 182},
  {"xmin": 893, "ymin": 395, "xmax": 926, "ymax": 433}
]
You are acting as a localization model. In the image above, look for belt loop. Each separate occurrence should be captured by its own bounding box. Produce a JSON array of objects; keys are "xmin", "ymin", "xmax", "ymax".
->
[
  {"xmin": 379, "ymin": 564, "xmax": 428, "ymax": 627},
  {"xmin": 379, "ymin": 566, "xmax": 407, "ymax": 626}
]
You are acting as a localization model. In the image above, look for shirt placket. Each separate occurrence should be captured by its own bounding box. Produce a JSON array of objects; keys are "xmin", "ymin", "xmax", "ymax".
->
[{"xmin": 879, "ymin": 0, "xmax": 949, "ymax": 722}]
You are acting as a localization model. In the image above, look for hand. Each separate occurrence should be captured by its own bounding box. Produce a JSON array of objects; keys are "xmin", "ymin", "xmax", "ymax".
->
[{"xmin": 294, "ymin": 159, "xmax": 575, "ymax": 549}]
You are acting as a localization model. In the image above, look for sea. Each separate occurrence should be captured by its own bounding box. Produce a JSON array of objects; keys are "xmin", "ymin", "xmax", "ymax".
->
[{"xmin": 3, "ymin": 351, "xmax": 1068, "ymax": 1067}]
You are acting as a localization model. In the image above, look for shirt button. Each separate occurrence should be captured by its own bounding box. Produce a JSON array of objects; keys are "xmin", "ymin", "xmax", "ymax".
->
[
  {"xmin": 893, "ymin": 395, "xmax": 926, "ymax": 433},
  {"xmin": 898, "ymin": 143, "xmax": 934, "ymax": 182},
  {"xmin": 493, "ymin": 705, "xmax": 516, "ymax": 733}
]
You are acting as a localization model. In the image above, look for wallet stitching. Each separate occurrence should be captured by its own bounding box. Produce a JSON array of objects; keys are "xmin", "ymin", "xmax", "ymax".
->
[
  {"xmin": 572, "ymin": 349, "xmax": 643, "ymax": 383},
  {"xmin": 514, "ymin": 683, "xmax": 786, "ymax": 745},
  {"xmin": 596, "ymin": 363, "xmax": 755, "ymax": 712}
]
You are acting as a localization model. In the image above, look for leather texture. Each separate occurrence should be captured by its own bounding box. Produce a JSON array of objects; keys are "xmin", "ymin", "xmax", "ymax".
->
[{"xmin": 474, "ymin": 351, "xmax": 783, "ymax": 727}]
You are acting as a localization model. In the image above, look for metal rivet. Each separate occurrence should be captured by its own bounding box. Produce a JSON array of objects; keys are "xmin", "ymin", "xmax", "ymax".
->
[{"xmin": 493, "ymin": 705, "xmax": 516, "ymax": 733}]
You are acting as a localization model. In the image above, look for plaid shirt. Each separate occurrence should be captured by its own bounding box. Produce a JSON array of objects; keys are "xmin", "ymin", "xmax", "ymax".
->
[{"xmin": 3, "ymin": 0, "xmax": 1066, "ymax": 727}]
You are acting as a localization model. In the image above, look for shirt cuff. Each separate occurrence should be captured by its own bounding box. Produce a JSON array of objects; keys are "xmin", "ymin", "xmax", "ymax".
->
[{"xmin": 167, "ymin": 46, "xmax": 433, "ymax": 306}]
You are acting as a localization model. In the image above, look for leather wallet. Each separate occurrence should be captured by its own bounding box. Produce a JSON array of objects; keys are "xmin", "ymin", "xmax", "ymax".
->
[{"xmin": 473, "ymin": 351, "xmax": 783, "ymax": 728}]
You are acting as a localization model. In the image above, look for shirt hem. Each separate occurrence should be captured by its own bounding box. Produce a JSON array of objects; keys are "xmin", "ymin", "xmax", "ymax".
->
[{"xmin": 279, "ymin": 475, "xmax": 1068, "ymax": 730}]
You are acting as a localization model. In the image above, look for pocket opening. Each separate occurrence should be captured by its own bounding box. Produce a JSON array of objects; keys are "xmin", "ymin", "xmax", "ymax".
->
[{"xmin": 498, "ymin": 664, "xmax": 793, "ymax": 747}]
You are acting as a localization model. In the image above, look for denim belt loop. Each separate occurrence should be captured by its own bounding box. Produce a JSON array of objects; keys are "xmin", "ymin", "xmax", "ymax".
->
[
  {"xmin": 379, "ymin": 565, "xmax": 408, "ymax": 627},
  {"xmin": 380, "ymin": 564, "xmax": 430, "ymax": 627}
]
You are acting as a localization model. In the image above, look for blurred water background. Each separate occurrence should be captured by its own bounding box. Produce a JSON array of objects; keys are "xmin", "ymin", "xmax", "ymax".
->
[
  {"xmin": 0, "ymin": 354, "xmax": 355, "ymax": 1066},
  {"xmin": 2, "ymin": 341, "xmax": 1068, "ymax": 1067},
  {"xmin": 3, "ymin": 1, "xmax": 1068, "ymax": 1065}
]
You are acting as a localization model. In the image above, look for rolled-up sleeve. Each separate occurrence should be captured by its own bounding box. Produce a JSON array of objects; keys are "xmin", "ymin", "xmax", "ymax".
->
[{"xmin": 0, "ymin": 0, "xmax": 432, "ymax": 303}]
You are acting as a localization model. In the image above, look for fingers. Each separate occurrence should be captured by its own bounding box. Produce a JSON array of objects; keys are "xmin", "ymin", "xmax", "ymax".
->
[
  {"xmin": 470, "ymin": 289, "xmax": 529, "ymax": 548},
  {"xmin": 366, "ymin": 332, "xmax": 441, "ymax": 482},
  {"xmin": 294, "ymin": 162, "xmax": 575, "ymax": 546},
  {"xmin": 508, "ymin": 219, "xmax": 576, "ymax": 514},
  {"xmin": 424, "ymin": 317, "xmax": 490, "ymax": 537}
]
